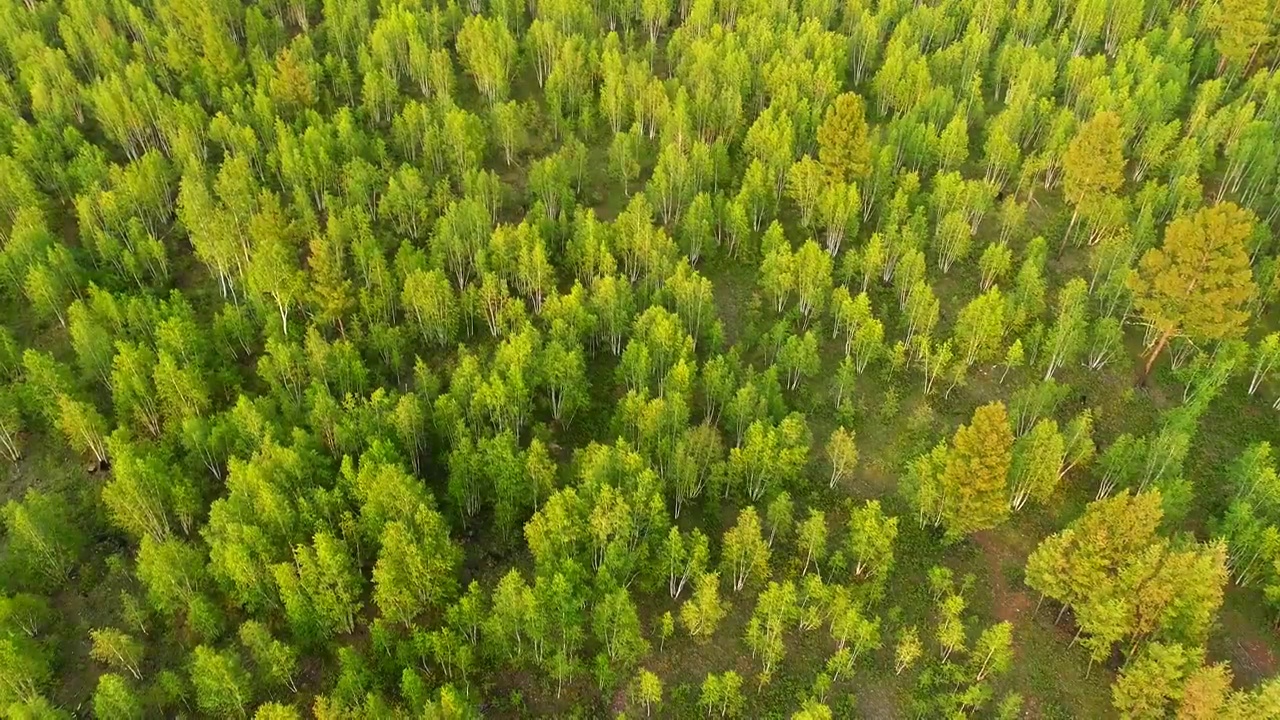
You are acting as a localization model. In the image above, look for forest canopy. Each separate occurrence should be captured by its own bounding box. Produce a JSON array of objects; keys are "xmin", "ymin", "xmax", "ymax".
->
[{"xmin": 2, "ymin": 0, "xmax": 1280, "ymax": 717}]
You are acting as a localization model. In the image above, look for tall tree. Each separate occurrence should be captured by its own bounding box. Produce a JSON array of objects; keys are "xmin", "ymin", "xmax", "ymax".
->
[
  {"xmin": 0, "ymin": 388, "xmax": 24, "ymax": 462},
  {"xmin": 845, "ymin": 500, "xmax": 899, "ymax": 597},
  {"xmin": 1062, "ymin": 112, "xmax": 1124, "ymax": 243},
  {"xmin": 247, "ymin": 197, "xmax": 306, "ymax": 336},
  {"xmin": 238, "ymin": 621, "xmax": 299, "ymax": 693},
  {"xmin": 55, "ymin": 394, "xmax": 108, "ymax": 466},
  {"xmin": 1212, "ymin": 0, "xmax": 1273, "ymax": 75},
  {"xmin": 290, "ymin": 532, "xmax": 363, "ymax": 636},
  {"xmin": 633, "ymin": 669, "xmax": 663, "ymax": 717},
  {"xmin": 456, "ymin": 15, "xmax": 517, "ymax": 104},
  {"xmin": 89, "ymin": 628, "xmax": 143, "ymax": 680},
  {"xmin": 1042, "ymin": 279, "xmax": 1090, "ymax": 380},
  {"xmin": 2, "ymin": 489, "xmax": 84, "ymax": 585},
  {"xmin": 593, "ymin": 588, "xmax": 649, "ymax": 676},
  {"xmin": 798, "ymin": 510, "xmax": 828, "ymax": 576},
  {"xmin": 1111, "ymin": 642, "xmax": 1195, "ymax": 718},
  {"xmin": 1010, "ymin": 419, "xmax": 1066, "ymax": 510},
  {"xmin": 722, "ymin": 507, "xmax": 771, "ymax": 592},
  {"xmin": 373, "ymin": 505, "xmax": 462, "ymax": 626},
  {"xmin": 826, "ymin": 427, "xmax": 859, "ymax": 490},
  {"xmin": 680, "ymin": 573, "xmax": 727, "ymax": 639},
  {"xmin": 940, "ymin": 402, "xmax": 1014, "ymax": 540},
  {"xmin": 1026, "ymin": 491, "xmax": 1228, "ymax": 666},
  {"xmin": 817, "ymin": 93, "xmax": 872, "ymax": 183},
  {"xmin": 745, "ymin": 580, "xmax": 798, "ymax": 679},
  {"xmin": 894, "ymin": 626, "xmax": 923, "ymax": 674},
  {"xmin": 189, "ymin": 645, "xmax": 252, "ymax": 718},
  {"xmin": 1129, "ymin": 203, "xmax": 1256, "ymax": 382},
  {"xmin": 93, "ymin": 673, "xmax": 142, "ymax": 720},
  {"xmin": 700, "ymin": 670, "xmax": 745, "ymax": 718}
]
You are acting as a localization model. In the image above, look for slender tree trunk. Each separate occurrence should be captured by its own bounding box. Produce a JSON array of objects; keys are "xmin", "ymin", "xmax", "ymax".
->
[{"xmin": 1138, "ymin": 329, "xmax": 1173, "ymax": 386}]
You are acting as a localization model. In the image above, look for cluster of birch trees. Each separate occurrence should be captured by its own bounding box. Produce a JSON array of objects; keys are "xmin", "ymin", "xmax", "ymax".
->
[{"xmin": 2, "ymin": 0, "xmax": 1280, "ymax": 716}]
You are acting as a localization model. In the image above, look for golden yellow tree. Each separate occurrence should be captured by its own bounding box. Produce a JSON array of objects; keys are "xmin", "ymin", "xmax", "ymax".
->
[
  {"xmin": 817, "ymin": 93, "xmax": 872, "ymax": 183},
  {"xmin": 1129, "ymin": 202, "xmax": 1256, "ymax": 382},
  {"xmin": 1062, "ymin": 111, "xmax": 1125, "ymax": 242},
  {"xmin": 940, "ymin": 401, "xmax": 1013, "ymax": 540},
  {"xmin": 1212, "ymin": 0, "xmax": 1273, "ymax": 75}
]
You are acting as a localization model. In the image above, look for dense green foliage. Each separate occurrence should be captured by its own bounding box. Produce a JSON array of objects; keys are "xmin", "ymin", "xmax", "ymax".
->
[{"xmin": 2, "ymin": 0, "xmax": 1280, "ymax": 717}]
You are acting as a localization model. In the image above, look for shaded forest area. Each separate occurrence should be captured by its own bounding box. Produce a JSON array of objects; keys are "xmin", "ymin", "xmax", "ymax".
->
[{"xmin": 3, "ymin": 0, "xmax": 1280, "ymax": 717}]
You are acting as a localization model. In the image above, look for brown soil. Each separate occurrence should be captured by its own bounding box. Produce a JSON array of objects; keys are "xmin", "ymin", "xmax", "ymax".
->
[
  {"xmin": 1236, "ymin": 636, "xmax": 1279, "ymax": 678},
  {"xmin": 972, "ymin": 530, "xmax": 1033, "ymax": 624}
]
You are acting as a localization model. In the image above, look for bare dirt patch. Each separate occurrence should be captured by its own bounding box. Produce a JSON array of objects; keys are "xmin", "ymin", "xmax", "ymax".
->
[
  {"xmin": 1235, "ymin": 636, "xmax": 1278, "ymax": 678},
  {"xmin": 1213, "ymin": 590, "xmax": 1280, "ymax": 685},
  {"xmin": 972, "ymin": 530, "xmax": 1033, "ymax": 625}
]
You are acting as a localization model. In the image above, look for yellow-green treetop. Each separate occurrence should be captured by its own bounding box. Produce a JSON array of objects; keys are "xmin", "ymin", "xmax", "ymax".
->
[
  {"xmin": 817, "ymin": 93, "xmax": 872, "ymax": 184},
  {"xmin": 1212, "ymin": 0, "xmax": 1274, "ymax": 75},
  {"xmin": 940, "ymin": 401, "xmax": 1013, "ymax": 540},
  {"xmin": 1129, "ymin": 202, "xmax": 1256, "ymax": 381},
  {"xmin": 1062, "ymin": 111, "xmax": 1125, "ymax": 235}
]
